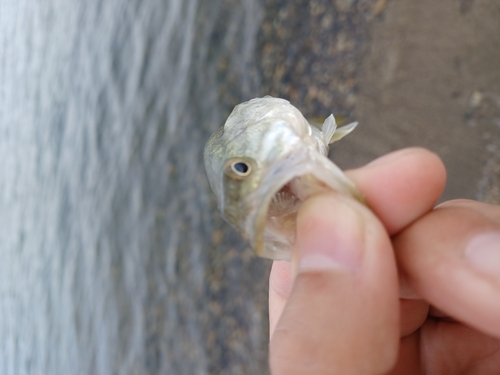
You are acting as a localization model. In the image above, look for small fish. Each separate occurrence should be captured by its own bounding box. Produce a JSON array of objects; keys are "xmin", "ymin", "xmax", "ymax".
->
[{"xmin": 204, "ymin": 96, "xmax": 363, "ymax": 260}]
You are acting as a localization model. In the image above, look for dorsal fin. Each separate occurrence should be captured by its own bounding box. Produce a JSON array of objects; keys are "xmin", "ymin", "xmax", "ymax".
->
[
  {"xmin": 321, "ymin": 114, "xmax": 359, "ymax": 144},
  {"xmin": 321, "ymin": 114, "xmax": 337, "ymax": 145},
  {"xmin": 329, "ymin": 121, "xmax": 358, "ymax": 143}
]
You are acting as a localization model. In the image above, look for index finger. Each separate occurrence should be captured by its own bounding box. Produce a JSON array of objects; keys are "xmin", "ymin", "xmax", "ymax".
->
[
  {"xmin": 270, "ymin": 148, "xmax": 446, "ymax": 335},
  {"xmin": 345, "ymin": 147, "xmax": 446, "ymax": 235}
]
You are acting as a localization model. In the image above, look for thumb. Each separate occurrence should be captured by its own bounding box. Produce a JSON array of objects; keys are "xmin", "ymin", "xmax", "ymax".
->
[{"xmin": 269, "ymin": 194, "xmax": 399, "ymax": 375}]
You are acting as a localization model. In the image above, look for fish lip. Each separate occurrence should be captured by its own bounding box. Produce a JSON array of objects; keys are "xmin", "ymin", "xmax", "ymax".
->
[{"xmin": 245, "ymin": 147, "xmax": 362, "ymax": 260}]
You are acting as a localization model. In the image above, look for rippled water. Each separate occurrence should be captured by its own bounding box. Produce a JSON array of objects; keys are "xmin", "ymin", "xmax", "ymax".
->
[{"xmin": 0, "ymin": 0, "xmax": 270, "ymax": 374}]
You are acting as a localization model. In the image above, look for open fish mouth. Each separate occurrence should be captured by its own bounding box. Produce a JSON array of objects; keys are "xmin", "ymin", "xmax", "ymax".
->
[
  {"xmin": 253, "ymin": 174, "xmax": 333, "ymax": 260},
  {"xmin": 246, "ymin": 148, "xmax": 363, "ymax": 260},
  {"xmin": 260, "ymin": 176, "xmax": 324, "ymax": 259}
]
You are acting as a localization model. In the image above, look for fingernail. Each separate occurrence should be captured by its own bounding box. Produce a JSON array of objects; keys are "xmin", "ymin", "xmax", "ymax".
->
[
  {"xmin": 465, "ymin": 233, "xmax": 500, "ymax": 279},
  {"xmin": 295, "ymin": 194, "xmax": 365, "ymax": 274}
]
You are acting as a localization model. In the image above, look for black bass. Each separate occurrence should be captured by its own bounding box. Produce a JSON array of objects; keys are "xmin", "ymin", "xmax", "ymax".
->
[{"xmin": 204, "ymin": 96, "xmax": 363, "ymax": 260}]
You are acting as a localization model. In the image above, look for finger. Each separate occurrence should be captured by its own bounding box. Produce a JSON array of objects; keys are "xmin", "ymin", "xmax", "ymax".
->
[
  {"xmin": 420, "ymin": 320, "xmax": 500, "ymax": 373},
  {"xmin": 269, "ymin": 260, "xmax": 292, "ymax": 337},
  {"xmin": 395, "ymin": 200, "xmax": 500, "ymax": 338},
  {"xmin": 269, "ymin": 194, "xmax": 399, "ymax": 375},
  {"xmin": 347, "ymin": 148, "xmax": 444, "ymax": 336},
  {"xmin": 346, "ymin": 147, "xmax": 446, "ymax": 235},
  {"xmin": 438, "ymin": 198, "xmax": 500, "ymax": 222},
  {"xmin": 391, "ymin": 322, "xmax": 500, "ymax": 374},
  {"xmin": 269, "ymin": 148, "xmax": 443, "ymax": 338},
  {"xmin": 399, "ymin": 299, "xmax": 429, "ymax": 337},
  {"xmin": 270, "ymin": 265, "xmax": 428, "ymax": 339}
]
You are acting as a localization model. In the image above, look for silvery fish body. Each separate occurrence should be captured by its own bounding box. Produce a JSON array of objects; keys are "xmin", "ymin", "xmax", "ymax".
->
[{"xmin": 204, "ymin": 96, "xmax": 363, "ymax": 260}]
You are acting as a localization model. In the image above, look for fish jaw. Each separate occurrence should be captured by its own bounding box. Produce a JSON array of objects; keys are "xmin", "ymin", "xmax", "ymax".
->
[{"xmin": 244, "ymin": 145, "xmax": 363, "ymax": 261}]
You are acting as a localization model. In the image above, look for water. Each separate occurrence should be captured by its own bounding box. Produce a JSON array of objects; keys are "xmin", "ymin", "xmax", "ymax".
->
[{"xmin": 0, "ymin": 0, "xmax": 270, "ymax": 373}]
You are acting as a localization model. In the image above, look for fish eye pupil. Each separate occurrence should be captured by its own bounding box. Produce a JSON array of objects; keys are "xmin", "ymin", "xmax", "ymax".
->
[
  {"xmin": 225, "ymin": 158, "xmax": 252, "ymax": 179},
  {"xmin": 233, "ymin": 162, "xmax": 249, "ymax": 174}
]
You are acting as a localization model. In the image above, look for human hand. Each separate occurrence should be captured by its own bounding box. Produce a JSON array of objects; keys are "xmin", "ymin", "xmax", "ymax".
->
[{"xmin": 268, "ymin": 148, "xmax": 500, "ymax": 374}]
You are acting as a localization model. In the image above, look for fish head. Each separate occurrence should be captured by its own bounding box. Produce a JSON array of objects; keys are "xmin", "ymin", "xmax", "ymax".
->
[{"xmin": 204, "ymin": 97, "xmax": 361, "ymax": 260}]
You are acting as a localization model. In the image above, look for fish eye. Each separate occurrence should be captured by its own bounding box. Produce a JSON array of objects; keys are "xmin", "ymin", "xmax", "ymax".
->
[{"xmin": 224, "ymin": 158, "xmax": 253, "ymax": 179}]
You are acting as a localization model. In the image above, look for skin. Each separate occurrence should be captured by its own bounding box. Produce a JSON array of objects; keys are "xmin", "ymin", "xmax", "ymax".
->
[{"xmin": 268, "ymin": 148, "xmax": 500, "ymax": 374}]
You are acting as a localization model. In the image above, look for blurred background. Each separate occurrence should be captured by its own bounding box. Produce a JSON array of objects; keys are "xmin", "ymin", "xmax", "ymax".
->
[{"xmin": 0, "ymin": 0, "xmax": 498, "ymax": 374}]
